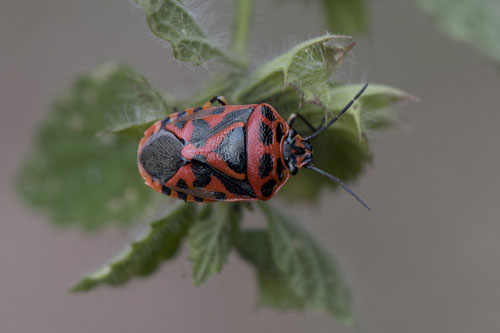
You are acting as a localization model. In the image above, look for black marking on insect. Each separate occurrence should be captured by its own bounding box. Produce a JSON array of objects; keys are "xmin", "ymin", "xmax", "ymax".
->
[
  {"xmin": 276, "ymin": 122, "xmax": 284, "ymax": 143},
  {"xmin": 259, "ymin": 122, "xmax": 273, "ymax": 145},
  {"xmin": 215, "ymin": 127, "xmax": 247, "ymax": 174},
  {"xmin": 261, "ymin": 106, "xmax": 276, "ymax": 121},
  {"xmin": 192, "ymin": 108, "xmax": 253, "ymax": 148},
  {"xmin": 192, "ymin": 159, "xmax": 212, "ymax": 188},
  {"xmin": 261, "ymin": 179, "xmax": 277, "ymax": 197},
  {"xmin": 139, "ymin": 131, "xmax": 185, "ymax": 184},
  {"xmin": 175, "ymin": 120, "xmax": 187, "ymax": 129},
  {"xmin": 177, "ymin": 190, "xmax": 188, "ymax": 201},
  {"xmin": 161, "ymin": 185, "xmax": 172, "ymax": 196},
  {"xmin": 212, "ymin": 108, "xmax": 253, "ymax": 134},
  {"xmin": 276, "ymin": 158, "xmax": 285, "ymax": 181},
  {"xmin": 258, "ymin": 153, "xmax": 273, "ymax": 178},
  {"xmin": 191, "ymin": 119, "xmax": 211, "ymax": 147},
  {"xmin": 213, "ymin": 168, "xmax": 255, "ymax": 197},
  {"xmin": 210, "ymin": 106, "xmax": 226, "ymax": 115},
  {"xmin": 162, "ymin": 117, "xmax": 171, "ymax": 127},
  {"xmin": 176, "ymin": 178, "xmax": 188, "ymax": 189},
  {"xmin": 214, "ymin": 192, "xmax": 227, "ymax": 200},
  {"xmin": 191, "ymin": 156, "xmax": 256, "ymax": 198}
]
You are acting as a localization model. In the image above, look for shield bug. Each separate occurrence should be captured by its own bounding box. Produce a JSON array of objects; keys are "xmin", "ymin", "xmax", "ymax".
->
[{"xmin": 138, "ymin": 84, "xmax": 370, "ymax": 209}]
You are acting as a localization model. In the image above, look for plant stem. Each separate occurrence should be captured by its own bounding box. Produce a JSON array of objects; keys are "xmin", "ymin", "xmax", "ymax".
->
[
  {"xmin": 231, "ymin": 0, "xmax": 254, "ymax": 63},
  {"xmin": 322, "ymin": 0, "xmax": 367, "ymax": 34}
]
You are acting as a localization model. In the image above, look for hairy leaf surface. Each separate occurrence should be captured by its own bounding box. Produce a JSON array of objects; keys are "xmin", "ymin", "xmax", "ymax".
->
[
  {"xmin": 260, "ymin": 204, "xmax": 356, "ymax": 325},
  {"xmin": 235, "ymin": 229, "xmax": 305, "ymax": 309},
  {"xmin": 188, "ymin": 204, "xmax": 239, "ymax": 285},
  {"xmin": 71, "ymin": 204, "xmax": 194, "ymax": 291},
  {"xmin": 137, "ymin": 0, "xmax": 234, "ymax": 65},
  {"xmin": 233, "ymin": 35, "xmax": 354, "ymax": 104}
]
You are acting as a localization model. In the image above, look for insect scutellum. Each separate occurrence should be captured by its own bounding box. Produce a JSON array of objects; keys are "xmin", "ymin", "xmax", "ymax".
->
[{"xmin": 282, "ymin": 83, "xmax": 371, "ymax": 210}]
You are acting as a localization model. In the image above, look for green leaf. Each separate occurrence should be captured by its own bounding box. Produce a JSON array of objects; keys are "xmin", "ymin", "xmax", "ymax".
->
[
  {"xmin": 235, "ymin": 229, "xmax": 275, "ymax": 270},
  {"xmin": 322, "ymin": 0, "xmax": 368, "ymax": 35},
  {"xmin": 16, "ymin": 63, "xmax": 168, "ymax": 230},
  {"xmin": 257, "ymin": 270, "xmax": 306, "ymax": 310},
  {"xmin": 334, "ymin": 84, "xmax": 418, "ymax": 131},
  {"xmin": 70, "ymin": 203, "xmax": 195, "ymax": 292},
  {"xmin": 417, "ymin": 0, "xmax": 500, "ymax": 62},
  {"xmin": 137, "ymin": 0, "xmax": 238, "ymax": 66},
  {"xmin": 260, "ymin": 203, "xmax": 356, "ymax": 325},
  {"xmin": 235, "ymin": 230, "xmax": 305, "ymax": 310},
  {"xmin": 188, "ymin": 204, "xmax": 237, "ymax": 285},
  {"xmin": 268, "ymin": 83, "xmax": 415, "ymax": 201},
  {"xmin": 319, "ymin": 83, "xmax": 418, "ymax": 138},
  {"xmin": 233, "ymin": 34, "xmax": 354, "ymax": 104},
  {"xmin": 104, "ymin": 66, "xmax": 173, "ymax": 140}
]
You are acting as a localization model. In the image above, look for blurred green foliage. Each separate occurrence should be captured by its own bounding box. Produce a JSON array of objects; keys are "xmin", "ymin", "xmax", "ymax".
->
[
  {"xmin": 16, "ymin": 0, "xmax": 417, "ymax": 326},
  {"xmin": 418, "ymin": 0, "xmax": 500, "ymax": 62},
  {"xmin": 236, "ymin": 229, "xmax": 306, "ymax": 310},
  {"xmin": 260, "ymin": 203, "xmax": 355, "ymax": 325},
  {"xmin": 16, "ymin": 65, "xmax": 168, "ymax": 230},
  {"xmin": 322, "ymin": 0, "xmax": 368, "ymax": 34}
]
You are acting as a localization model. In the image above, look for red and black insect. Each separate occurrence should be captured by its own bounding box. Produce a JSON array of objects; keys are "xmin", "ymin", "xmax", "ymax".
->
[{"xmin": 137, "ymin": 84, "xmax": 370, "ymax": 209}]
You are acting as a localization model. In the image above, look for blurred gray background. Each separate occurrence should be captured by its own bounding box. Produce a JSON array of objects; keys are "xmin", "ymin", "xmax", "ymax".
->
[{"xmin": 2, "ymin": 0, "xmax": 500, "ymax": 332}]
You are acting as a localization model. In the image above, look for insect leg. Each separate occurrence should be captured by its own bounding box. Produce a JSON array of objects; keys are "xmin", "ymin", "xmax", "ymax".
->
[{"xmin": 202, "ymin": 96, "xmax": 228, "ymax": 108}]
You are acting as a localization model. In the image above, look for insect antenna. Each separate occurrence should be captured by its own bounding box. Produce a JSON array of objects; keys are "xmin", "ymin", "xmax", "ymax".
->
[
  {"xmin": 304, "ymin": 83, "xmax": 368, "ymax": 141},
  {"xmin": 305, "ymin": 164, "xmax": 371, "ymax": 210}
]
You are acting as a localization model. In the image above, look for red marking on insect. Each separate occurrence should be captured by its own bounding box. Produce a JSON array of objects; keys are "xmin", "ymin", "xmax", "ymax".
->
[{"xmin": 137, "ymin": 85, "xmax": 370, "ymax": 209}]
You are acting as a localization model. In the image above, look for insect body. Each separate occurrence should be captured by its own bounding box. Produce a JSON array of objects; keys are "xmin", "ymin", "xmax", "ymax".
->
[{"xmin": 138, "ymin": 85, "xmax": 370, "ymax": 209}]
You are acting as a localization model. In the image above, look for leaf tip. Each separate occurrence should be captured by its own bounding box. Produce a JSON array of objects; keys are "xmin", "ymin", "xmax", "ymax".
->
[{"xmin": 68, "ymin": 280, "xmax": 90, "ymax": 293}]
